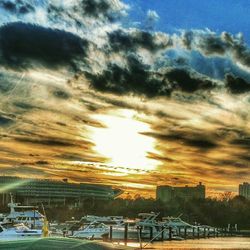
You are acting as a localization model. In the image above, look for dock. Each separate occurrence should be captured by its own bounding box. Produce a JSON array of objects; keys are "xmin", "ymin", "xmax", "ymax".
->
[{"xmin": 105, "ymin": 223, "xmax": 242, "ymax": 244}]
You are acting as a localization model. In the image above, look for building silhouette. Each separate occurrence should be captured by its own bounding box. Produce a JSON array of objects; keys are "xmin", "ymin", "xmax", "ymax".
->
[
  {"xmin": 156, "ymin": 182, "xmax": 205, "ymax": 202},
  {"xmin": 0, "ymin": 176, "xmax": 122, "ymax": 207},
  {"xmin": 239, "ymin": 182, "xmax": 250, "ymax": 199}
]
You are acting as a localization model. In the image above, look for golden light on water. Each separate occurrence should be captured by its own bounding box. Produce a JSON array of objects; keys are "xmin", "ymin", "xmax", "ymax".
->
[{"xmin": 89, "ymin": 109, "xmax": 159, "ymax": 171}]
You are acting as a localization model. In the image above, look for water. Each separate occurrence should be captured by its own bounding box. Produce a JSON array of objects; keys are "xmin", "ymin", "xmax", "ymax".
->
[{"xmin": 113, "ymin": 237, "xmax": 250, "ymax": 249}]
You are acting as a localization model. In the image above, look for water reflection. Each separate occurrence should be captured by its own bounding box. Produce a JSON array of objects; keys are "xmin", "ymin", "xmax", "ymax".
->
[{"xmin": 113, "ymin": 237, "xmax": 250, "ymax": 249}]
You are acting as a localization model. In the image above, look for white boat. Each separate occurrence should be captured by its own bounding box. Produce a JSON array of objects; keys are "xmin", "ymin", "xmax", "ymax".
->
[
  {"xmin": 161, "ymin": 216, "xmax": 217, "ymax": 237},
  {"xmin": 80, "ymin": 215, "xmax": 124, "ymax": 226},
  {"xmin": 161, "ymin": 216, "xmax": 195, "ymax": 228},
  {"xmin": 2, "ymin": 194, "xmax": 45, "ymax": 229},
  {"xmin": 72, "ymin": 220, "xmax": 148, "ymax": 240},
  {"xmin": 110, "ymin": 220, "xmax": 149, "ymax": 240},
  {"xmin": 72, "ymin": 212, "xmax": 183, "ymax": 241},
  {"xmin": 72, "ymin": 221, "xmax": 109, "ymax": 239},
  {"xmin": 69, "ymin": 215, "xmax": 124, "ymax": 239},
  {"xmin": 0, "ymin": 222, "xmax": 42, "ymax": 240},
  {"xmin": 109, "ymin": 212, "xmax": 163, "ymax": 240}
]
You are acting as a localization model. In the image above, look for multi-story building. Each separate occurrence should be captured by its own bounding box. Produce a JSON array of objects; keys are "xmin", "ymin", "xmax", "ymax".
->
[
  {"xmin": 156, "ymin": 182, "xmax": 205, "ymax": 202},
  {"xmin": 239, "ymin": 182, "xmax": 250, "ymax": 199},
  {"xmin": 0, "ymin": 176, "xmax": 122, "ymax": 207}
]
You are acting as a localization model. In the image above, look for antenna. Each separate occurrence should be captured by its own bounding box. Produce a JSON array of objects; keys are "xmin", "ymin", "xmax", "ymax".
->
[
  {"xmin": 9, "ymin": 193, "xmax": 13, "ymax": 203},
  {"xmin": 41, "ymin": 203, "xmax": 46, "ymax": 218},
  {"xmin": 9, "ymin": 193, "xmax": 15, "ymax": 213}
]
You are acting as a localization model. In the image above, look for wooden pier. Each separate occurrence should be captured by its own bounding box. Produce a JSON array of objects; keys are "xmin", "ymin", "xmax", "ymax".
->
[{"xmin": 107, "ymin": 224, "xmax": 240, "ymax": 244}]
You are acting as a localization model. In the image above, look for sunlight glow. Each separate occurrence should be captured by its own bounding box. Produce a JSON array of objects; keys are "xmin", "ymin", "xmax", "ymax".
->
[
  {"xmin": 89, "ymin": 109, "xmax": 158, "ymax": 171},
  {"xmin": 0, "ymin": 180, "xmax": 30, "ymax": 193}
]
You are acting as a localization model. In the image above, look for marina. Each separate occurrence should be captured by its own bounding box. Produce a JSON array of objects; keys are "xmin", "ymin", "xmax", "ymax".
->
[
  {"xmin": 0, "ymin": 192, "xmax": 249, "ymax": 250},
  {"xmin": 66, "ymin": 213, "xmax": 241, "ymax": 243}
]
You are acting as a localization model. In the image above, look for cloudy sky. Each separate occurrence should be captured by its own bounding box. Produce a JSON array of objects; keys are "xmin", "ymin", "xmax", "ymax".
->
[{"xmin": 0, "ymin": 0, "xmax": 249, "ymax": 197}]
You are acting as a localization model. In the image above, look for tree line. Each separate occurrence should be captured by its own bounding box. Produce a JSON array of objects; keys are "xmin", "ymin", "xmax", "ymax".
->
[{"xmin": 43, "ymin": 194, "xmax": 250, "ymax": 229}]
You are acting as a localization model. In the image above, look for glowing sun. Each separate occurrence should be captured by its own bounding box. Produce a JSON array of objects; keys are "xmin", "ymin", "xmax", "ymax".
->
[{"xmin": 89, "ymin": 109, "xmax": 158, "ymax": 171}]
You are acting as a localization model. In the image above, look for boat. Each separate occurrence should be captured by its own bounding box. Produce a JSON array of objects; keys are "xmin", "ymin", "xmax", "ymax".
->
[
  {"xmin": 2, "ymin": 194, "xmax": 45, "ymax": 229},
  {"xmin": 71, "ymin": 219, "xmax": 146, "ymax": 240},
  {"xmin": 69, "ymin": 215, "xmax": 124, "ymax": 238},
  {"xmin": 71, "ymin": 213, "xmax": 159, "ymax": 240},
  {"xmin": 111, "ymin": 212, "xmax": 184, "ymax": 241},
  {"xmin": 161, "ymin": 215, "xmax": 217, "ymax": 237},
  {"xmin": 80, "ymin": 215, "xmax": 124, "ymax": 225},
  {"xmin": 110, "ymin": 220, "xmax": 149, "ymax": 240},
  {"xmin": 71, "ymin": 221, "xmax": 109, "ymax": 239},
  {"xmin": 71, "ymin": 212, "xmax": 172, "ymax": 240},
  {"xmin": 0, "ymin": 222, "xmax": 42, "ymax": 240},
  {"xmin": 71, "ymin": 212, "xmax": 183, "ymax": 241},
  {"xmin": 108, "ymin": 212, "xmax": 163, "ymax": 240},
  {"xmin": 161, "ymin": 215, "xmax": 195, "ymax": 228}
]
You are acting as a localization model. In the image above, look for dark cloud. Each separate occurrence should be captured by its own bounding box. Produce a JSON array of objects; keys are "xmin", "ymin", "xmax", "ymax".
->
[
  {"xmin": 86, "ymin": 53, "xmax": 218, "ymax": 98},
  {"xmin": 47, "ymin": 0, "xmax": 127, "ymax": 26},
  {"xmin": 89, "ymin": 28, "xmax": 250, "ymax": 96},
  {"xmin": 218, "ymin": 159, "xmax": 249, "ymax": 169},
  {"xmin": 82, "ymin": 0, "xmax": 127, "ymax": 21},
  {"xmin": 1, "ymin": 21, "xmax": 249, "ymax": 97},
  {"xmin": 14, "ymin": 137, "xmax": 77, "ymax": 147},
  {"xmin": 143, "ymin": 131, "xmax": 217, "ymax": 150},
  {"xmin": 239, "ymin": 155, "xmax": 250, "ymax": 162},
  {"xmin": 86, "ymin": 54, "xmax": 169, "ymax": 97},
  {"xmin": 0, "ymin": 22, "xmax": 88, "ymax": 69},
  {"xmin": 0, "ymin": 115, "xmax": 14, "ymax": 126},
  {"xmin": 230, "ymin": 138, "xmax": 250, "ymax": 150},
  {"xmin": 13, "ymin": 101, "xmax": 35, "ymax": 110},
  {"xmin": 181, "ymin": 31, "xmax": 194, "ymax": 50},
  {"xmin": 183, "ymin": 31, "xmax": 227, "ymax": 55},
  {"xmin": 108, "ymin": 29, "xmax": 171, "ymax": 52},
  {"xmin": 0, "ymin": 74, "xmax": 16, "ymax": 92},
  {"xmin": 225, "ymin": 74, "xmax": 250, "ymax": 94},
  {"xmin": 57, "ymin": 153, "xmax": 89, "ymax": 161},
  {"xmin": 56, "ymin": 122, "xmax": 67, "ymax": 127},
  {"xmin": 35, "ymin": 160, "xmax": 49, "ymax": 165},
  {"xmin": 52, "ymin": 89, "xmax": 71, "ymax": 99},
  {"xmin": 181, "ymin": 30, "xmax": 231, "ymax": 56},
  {"xmin": 183, "ymin": 137, "xmax": 217, "ymax": 149},
  {"xmin": 1, "ymin": 1, "xmax": 16, "ymax": 12},
  {"xmin": 147, "ymin": 152, "xmax": 175, "ymax": 163},
  {"xmin": 81, "ymin": 0, "xmax": 111, "ymax": 19},
  {"xmin": 163, "ymin": 68, "xmax": 216, "ymax": 93},
  {"xmin": 180, "ymin": 30, "xmax": 250, "ymax": 77},
  {"xmin": 1, "ymin": 0, "xmax": 34, "ymax": 14}
]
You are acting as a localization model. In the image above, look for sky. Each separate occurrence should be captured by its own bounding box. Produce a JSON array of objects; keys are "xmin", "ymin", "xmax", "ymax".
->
[
  {"xmin": 0, "ymin": 0, "xmax": 249, "ymax": 198},
  {"xmin": 125, "ymin": 0, "xmax": 250, "ymax": 43}
]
